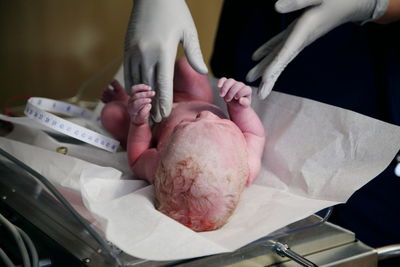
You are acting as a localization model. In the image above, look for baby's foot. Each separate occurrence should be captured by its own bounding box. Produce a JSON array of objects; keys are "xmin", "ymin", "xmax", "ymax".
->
[
  {"xmin": 127, "ymin": 84, "xmax": 155, "ymax": 125},
  {"xmin": 218, "ymin": 77, "xmax": 252, "ymax": 108},
  {"xmin": 101, "ymin": 80, "xmax": 129, "ymax": 103}
]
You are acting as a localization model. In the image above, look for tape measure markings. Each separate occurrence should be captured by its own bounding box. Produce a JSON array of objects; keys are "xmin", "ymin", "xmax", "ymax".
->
[{"xmin": 24, "ymin": 97, "xmax": 119, "ymax": 152}]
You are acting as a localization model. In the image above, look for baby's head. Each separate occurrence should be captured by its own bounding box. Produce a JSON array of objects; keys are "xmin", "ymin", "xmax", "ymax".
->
[{"xmin": 154, "ymin": 111, "xmax": 249, "ymax": 231}]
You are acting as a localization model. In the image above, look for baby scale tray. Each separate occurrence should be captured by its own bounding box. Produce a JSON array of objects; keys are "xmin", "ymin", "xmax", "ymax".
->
[{"xmin": 0, "ymin": 147, "xmax": 377, "ymax": 267}]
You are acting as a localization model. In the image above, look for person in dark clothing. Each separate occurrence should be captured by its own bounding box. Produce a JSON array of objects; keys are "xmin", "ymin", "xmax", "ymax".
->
[{"xmin": 211, "ymin": 1, "xmax": 400, "ymax": 266}]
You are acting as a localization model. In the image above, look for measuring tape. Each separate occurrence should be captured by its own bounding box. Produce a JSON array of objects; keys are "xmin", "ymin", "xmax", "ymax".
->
[{"xmin": 24, "ymin": 97, "xmax": 119, "ymax": 152}]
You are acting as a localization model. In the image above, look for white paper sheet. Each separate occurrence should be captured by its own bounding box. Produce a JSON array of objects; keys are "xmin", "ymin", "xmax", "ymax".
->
[{"xmin": 1, "ymin": 84, "xmax": 399, "ymax": 261}]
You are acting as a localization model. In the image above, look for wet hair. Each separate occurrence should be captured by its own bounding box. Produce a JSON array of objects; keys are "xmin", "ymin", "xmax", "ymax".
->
[{"xmin": 154, "ymin": 119, "xmax": 248, "ymax": 231}]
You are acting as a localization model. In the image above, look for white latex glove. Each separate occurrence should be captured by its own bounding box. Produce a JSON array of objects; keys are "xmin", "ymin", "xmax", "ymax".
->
[
  {"xmin": 124, "ymin": 0, "xmax": 208, "ymax": 122},
  {"xmin": 246, "ymin": 0, "xmax": 389, "ymax": 99}
]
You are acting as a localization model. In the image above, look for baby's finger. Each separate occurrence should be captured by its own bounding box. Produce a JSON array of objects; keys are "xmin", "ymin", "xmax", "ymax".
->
[
  {"xmin": 132, "ymin": 97, "xmax": 152, "ymax": 110},
  {"xmin": 217, "ymin": 77, "xmax": 227, "ymax": 89},
  {"xmin": 128, "ymin": 98, "xmax": 151, "ymax": 115},
  {"xmin": 238, "ymin": 97, "xmax": 251, "ymax": 107},
  {"xmin": 234, "ymin": 85, "xmax": 252, "ymax": 100},
  {"xmin": 220, "ymin": 78, "xmax": 236, "ymax": 98},
  {"xmin": 138, "ymin": 103, "xmax": 152, "ymax": 119},
  {"xmin": 225, "ymin": 82, "xmax": 244, "ymax": 102},
  {"xmin": 130, "ymin": 84, "xmax": 151, "ymax": 95},
  {"xmin": 132, "ymin": 90, "xmax": 155, "ymax": 100}
]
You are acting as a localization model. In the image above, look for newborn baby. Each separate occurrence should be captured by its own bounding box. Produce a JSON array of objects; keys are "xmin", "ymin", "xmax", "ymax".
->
[{"xmin": 101, "ymin": 57, "xmax": 265, "ymax": 231}]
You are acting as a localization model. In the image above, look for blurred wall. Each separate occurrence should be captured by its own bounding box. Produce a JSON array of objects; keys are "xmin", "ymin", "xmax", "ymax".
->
[{"xmin": 0, "ymin": 0, "xmax": 223, "ymax": 110}]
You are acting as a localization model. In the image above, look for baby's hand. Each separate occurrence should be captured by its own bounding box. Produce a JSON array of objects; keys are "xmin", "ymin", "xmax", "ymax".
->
[
  {"xmin": 217, "ymin": 78, "xmax": 252, "ymax": 108},
  {"xmin": 127, "ymin": 84, "xmax": 155, "ymax": 125}
]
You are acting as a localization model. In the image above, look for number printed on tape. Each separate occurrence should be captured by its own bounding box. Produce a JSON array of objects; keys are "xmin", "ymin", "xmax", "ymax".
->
[{"xmin": 24, "ymin": 97, "xmax": 119, "ymax": 152}]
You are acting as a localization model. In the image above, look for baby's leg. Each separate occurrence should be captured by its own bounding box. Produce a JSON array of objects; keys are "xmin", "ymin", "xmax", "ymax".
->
[
  {"xmin": 101, "ymin": 102, "xmax": 130, "ymax": 148},
  {"xmin": 100, "ymin": 80, "xmax": 131, "ymax": 147},
  {"xmin": 173, "ymin": 57, "xmax": 213, "ymax": 103}
]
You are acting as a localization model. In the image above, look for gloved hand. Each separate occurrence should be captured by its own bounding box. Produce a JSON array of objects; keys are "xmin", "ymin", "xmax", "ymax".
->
[
  {"xmin": 246, "ymin": 0, "xmax": 389, "ymax": 99},
  {"xmin": 124, "ymin": 0, "xmax": 208, "ymax": 122}
]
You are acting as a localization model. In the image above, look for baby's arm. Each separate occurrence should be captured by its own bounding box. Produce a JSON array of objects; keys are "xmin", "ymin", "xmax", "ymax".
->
[
  {"xmin": 218, "ymin": 78, "xmax": 266, "ymax": 185},
  {"xmin": 126, "ymin": 84, "xmax": 159, "ymax": 183}
]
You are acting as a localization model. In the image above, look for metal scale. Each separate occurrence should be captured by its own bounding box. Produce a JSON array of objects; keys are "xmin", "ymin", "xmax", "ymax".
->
[{"xmin": 1, "ymin": 147, "xmax": 399, "ymax": 267}]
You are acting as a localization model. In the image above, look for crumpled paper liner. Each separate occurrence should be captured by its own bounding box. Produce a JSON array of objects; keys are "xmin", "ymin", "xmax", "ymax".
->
[{"xmin": 1, "ymin": 81, "xmax": 399, "ymax": 260}]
